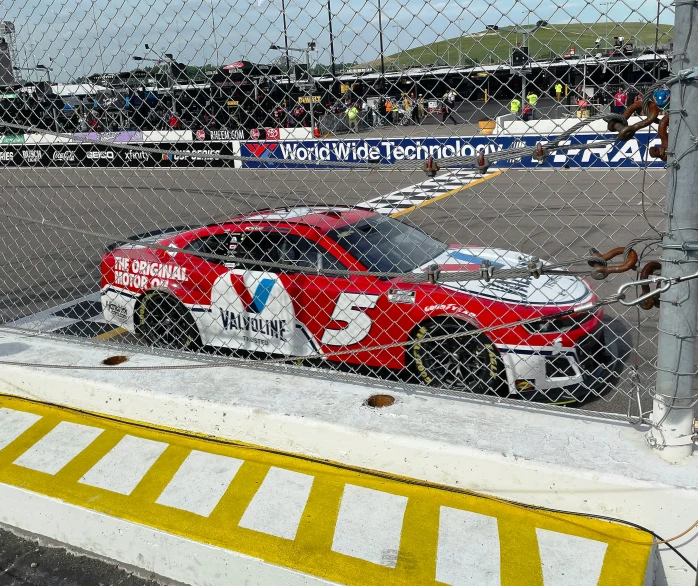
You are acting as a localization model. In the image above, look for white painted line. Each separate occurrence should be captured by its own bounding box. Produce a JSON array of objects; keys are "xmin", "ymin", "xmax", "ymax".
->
[
  {"xmin": 0, "ymin": 408, "xmax": 41, "ymax": 451},
  {"xmin": 14, "ymin": 421, "xmax": 103, "ymax": 475},
  {"xmin": 80, "ymin": 435, "xmax": 168, "ymax": 495},
  {"xmin": 536, "ymin": 528, "xmax": 608, "ymax": 586},
  {"xmin": 436, "ymin": 507, "xmax": 501, "ymax": 586},
  {"xmin": 238, "ymin": 467, "xmax": 314, "ymax": 540},
  {"xmin": 156, "ymin": 450, "xmax": 244, "ymax": 517},
  {"xmin": 331, "ymin": 484, "xmax": 408, "ymax": 567}
]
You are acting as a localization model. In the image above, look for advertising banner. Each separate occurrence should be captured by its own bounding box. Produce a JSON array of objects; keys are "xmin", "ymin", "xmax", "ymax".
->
[
  {"xmin": 0, "ymin": 132, "xmax": 663, "ymax": 169},
  {"xmin": 239, "ymin": 133, "xmax": 664, "ymax": 169},
  {"xmin": 0, "ymin": 135, "xmax": 25, "ymax": 144},
  {"xmin": 22, "ymin": 130, "xmax": 193, "ymax": 145},
  {"xmin": 0, "ymin": 141, "xmax": 241, "ymax": 168},
  {"xmin": 71, "ymin": 131, "xmax": 145, "ymax": 143}
]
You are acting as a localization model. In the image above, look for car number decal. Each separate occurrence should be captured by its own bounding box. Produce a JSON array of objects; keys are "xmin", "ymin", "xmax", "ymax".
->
[{"xmin": 321, "ymin": 293, "xmax": 380, "ymax": 346}]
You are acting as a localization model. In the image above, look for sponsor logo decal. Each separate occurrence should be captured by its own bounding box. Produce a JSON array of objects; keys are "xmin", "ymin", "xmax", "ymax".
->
[
  {"xmin": 218, "ymin": 277, "xmax": 288, "ymax": 341},
  {"xmin": 0, "ymin": 152, "xmax": 13, "ymax": 162},
  {"xmin": 210, "ymin": 129, "xmax": 245, "ymax": 140},
  {"xmin": 242, "ymin": 135, "xmax": 664, "ymax": 168},
  {"xmin": 246, "ymin": 143, "xmax": 278, "ymax": 158},
  {"xmin": 220, "ymin": 311, "xmax": 287, "ymax": 340},
  {"xmin": 423, "ymin": 304, "xmax": 477, "ymax": 318},
  {"xmin": 265, "ymin": 127, "xmax": 280, "ymax": 140},
  {"xmin": 125, "ymin": 150, "xmax": 148, "ymax": 161},
  {"xmin": 73, "ymin": 131, "xmax": 144, "ymax": 143},
  {"xmin": 387, "ymin": 289, "xmax": 416, "ymax": 304},
  {"xmin": 105, "ymin": 301, "xmax": 128, "ymax": 321},
  {"xmin": 112, "ymin": 257, "xmax": 188, "ymax": 289},
  {"xmin": 21, "ymin": 150, "xmax": 42, "ymax": 162},
  {"xmin": 52, "ymin": 151, "xmax": 76, "ymax": 162},
  {"xmin": 1, "ymin": 135, "xmax": 24, "ymax": 144},
  {"xmin": 248, "ymin": 278, "xmax": 275, "ymax": 313},
  {"xmin": 195, "ymin": 130, "xmax": 206, "ymax": 141},
  {"xmin": 250, "ymin": 128, "xmax": 260, "ymax": 140},
  {"xmin": 86, "ymin": 150, "xmax": 115, "ymax": 160}
]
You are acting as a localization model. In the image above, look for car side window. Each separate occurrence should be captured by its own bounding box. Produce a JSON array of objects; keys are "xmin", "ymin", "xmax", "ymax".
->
[
  {"xmin": 234, "ymin": 231, "xmax": 283, "ymax": 270},
  {"xmin": 184, "ymin": 233, "xmax": 232, "ymax": 263},
  {"xmin": 280, "ymin": 235, "xmax": 347, "ymax": 272}
]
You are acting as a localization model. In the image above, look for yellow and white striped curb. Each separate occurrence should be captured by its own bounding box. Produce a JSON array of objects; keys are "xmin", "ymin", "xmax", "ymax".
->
[{"xmin": 0, "ymin": 395, "xmax": 651, "ymax": 586}]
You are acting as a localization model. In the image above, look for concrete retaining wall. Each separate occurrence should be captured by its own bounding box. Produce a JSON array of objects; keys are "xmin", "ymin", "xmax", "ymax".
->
[{"xmin": 0, "ymin": 328, "xmax": 695, "ymax": 585}]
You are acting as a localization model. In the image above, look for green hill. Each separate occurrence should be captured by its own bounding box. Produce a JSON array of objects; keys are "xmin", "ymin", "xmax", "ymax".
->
[{"xmin": 369, "ymin": 22, "xmax": 673, "ymax": 70}]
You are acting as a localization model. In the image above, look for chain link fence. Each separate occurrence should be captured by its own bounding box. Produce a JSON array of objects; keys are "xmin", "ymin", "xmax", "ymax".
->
[{"xmin": 0, "ymin": 0, "xmax": 681, "ymax": 424}]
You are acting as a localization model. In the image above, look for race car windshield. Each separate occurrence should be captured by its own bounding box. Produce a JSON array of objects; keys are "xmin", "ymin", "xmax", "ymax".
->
[{"xmin": 328, "ymin": 215, "xmax": 447, "ymax": 273}]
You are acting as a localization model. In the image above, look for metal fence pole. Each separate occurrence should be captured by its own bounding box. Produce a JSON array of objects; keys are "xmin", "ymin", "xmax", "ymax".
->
[
  {"xmin": 647, "ymin": 2, "xmax": 698, "ymax": 462},
  {"xmin": 306, "ymin": 48, "xmax": 315, "ymax": 134}
]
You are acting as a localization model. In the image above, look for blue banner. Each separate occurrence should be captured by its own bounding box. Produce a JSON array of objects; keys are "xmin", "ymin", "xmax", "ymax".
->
[{"xmin": 241, "ymin": 133, "xmax": 663, "ymax": 169}]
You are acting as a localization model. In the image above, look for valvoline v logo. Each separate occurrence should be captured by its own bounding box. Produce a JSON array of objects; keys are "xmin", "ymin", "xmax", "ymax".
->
[
  {"xmin": 246, "ymin": 143, "xmax": 279, "ymax": 158},
  {"xmin": 248, "ymin": 278, "xmax": 276, "ymax": 313}
]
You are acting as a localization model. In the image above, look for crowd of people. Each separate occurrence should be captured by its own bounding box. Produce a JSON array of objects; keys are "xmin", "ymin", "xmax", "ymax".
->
[
  {"xmin": 506, "ymin": 82, "xmax": 671, "ymax": 121},
  {"xmin": 509, "ymin": 91, "xmax": 539, "ymax": 121},
  {"xmin": 338, "ymin": 89, "xmax": 459, "ymax": 132}
]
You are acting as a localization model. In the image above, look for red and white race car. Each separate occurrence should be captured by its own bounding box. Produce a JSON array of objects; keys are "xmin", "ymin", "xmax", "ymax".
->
[{"xmin": 101, "ymin": 206, "xmax": 620, "ymax": 402}]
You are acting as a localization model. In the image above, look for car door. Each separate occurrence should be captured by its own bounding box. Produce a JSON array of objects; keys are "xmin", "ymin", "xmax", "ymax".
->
[
  {"xmin": 173, "ymin": 230, "xmax": 235, "ymax": 340},
  {"xmin": 207, "ymin": 230, "xmax": 305, "ymax": 354},
  {"xmin": 279, "ymin": 235, "xmax": 392, "ymax": 360}
]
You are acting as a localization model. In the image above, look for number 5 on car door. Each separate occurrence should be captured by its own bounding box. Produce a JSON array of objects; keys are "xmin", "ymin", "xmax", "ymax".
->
[{"xmin": 321, "ymin": 293, "xmax": 380, "ymax": 346}]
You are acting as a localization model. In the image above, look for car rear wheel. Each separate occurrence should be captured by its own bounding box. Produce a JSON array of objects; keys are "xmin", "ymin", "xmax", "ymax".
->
[
  {"xmin": 136, "ymin": 293, "xmax": 200, "ymax": 350},
  {"xmin": 410, "ymin": 319, "xmax": 506, "ymax": 394}
]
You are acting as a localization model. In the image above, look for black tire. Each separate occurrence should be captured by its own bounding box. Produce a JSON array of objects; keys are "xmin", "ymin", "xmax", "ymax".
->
[
  {"xmin": 136, "ymin": 293, "xmax": 200, "ymax": 350},
  {"xmin": 410, "ymin": 319, "xmax": 506, "ymax": 394}
]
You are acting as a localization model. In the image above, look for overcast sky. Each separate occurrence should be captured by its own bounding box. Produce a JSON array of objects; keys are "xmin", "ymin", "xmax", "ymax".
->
[{"xmin": 4, "ymin": 0, "xmax": 674, "ymax": 82}]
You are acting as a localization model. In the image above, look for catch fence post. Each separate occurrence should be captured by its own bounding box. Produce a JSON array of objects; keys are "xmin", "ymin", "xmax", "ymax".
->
[{"xmin": 647, "ymin": 1, "xmax": 698, "ymax": 461}]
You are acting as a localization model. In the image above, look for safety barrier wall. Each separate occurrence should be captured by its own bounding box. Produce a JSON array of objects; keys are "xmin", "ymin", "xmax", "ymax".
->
[
  {"xmin": 239, "ymin": 132, "xmax": 663, "ymax": 168},
  {"xmin": 0, "ymin": 132, "xmax": 661, "ymax": 168}
]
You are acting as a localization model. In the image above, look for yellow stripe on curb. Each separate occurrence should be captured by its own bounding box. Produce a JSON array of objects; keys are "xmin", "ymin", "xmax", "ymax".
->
[
  {"xmin": 0, "ymin": 395, "xmax": 652, "ymax": 586},
  {"xmin": 390, "ymin": 170, "xmax": 504, "ymax": 218},
  {"xmin": 93, "ymin": 327, "xmax": 127, "ymax": 340}
]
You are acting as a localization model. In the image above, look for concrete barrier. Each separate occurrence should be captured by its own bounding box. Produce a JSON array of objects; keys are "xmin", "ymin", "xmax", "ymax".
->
[{"xmin": 0, "ymin": 327, "xmax": 695, "ymax": 584}]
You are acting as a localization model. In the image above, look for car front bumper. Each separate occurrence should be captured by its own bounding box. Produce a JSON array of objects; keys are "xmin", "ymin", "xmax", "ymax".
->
[{"xmin": 499, "ymin": 325, "xmax": 623, "ymax": 404}]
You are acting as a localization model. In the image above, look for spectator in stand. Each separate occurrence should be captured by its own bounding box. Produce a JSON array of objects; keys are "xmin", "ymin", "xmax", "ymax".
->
[
  {"xmin": 402, "ymin": 93, "xmax": 411, "ymax": 114},
  {"xmin": 613, "ymin": 88, "xmax": 628, "ymax": 114},
  {"xmin": 292, "ymin": 103, "xmax": 306, "ymax": 127},
  {"xmin": 634, "ymin": 91, "xmax": 643, "ymax": 105},
  {"xmin": 577, "ymin": 95, "xmax": 589, "ymax": 118},
  {"xmin": 273, "ymin": 105, "xmax": 285, "ymax": 128},
  {"xmin": 654, "ymin": 86, "xmax": 670, "ymax": 111},
  {"xmin": 378, "ymin": 97, "xmax": 387, "ymax": 126},
  {"xmin": 410, "ymin": 93, "xmax": 419, "ymax": 124},
  {"xmin": 168, "ymin": 112, "xmax": 181, "ymax": 129},
  {"xmin": 361, "ymin": 100, "xmax": 371, "ymax": 127},
  {"xmin": 522, "ymin": 103, "xmax": 532, "ymax": 122},
  {"xmin": 87, "ymin": 110, "xmax": 100, "ymax": 132},
  {"xmin": 442, "ymin": 91, "xmax": 456, "ymax": 125}
]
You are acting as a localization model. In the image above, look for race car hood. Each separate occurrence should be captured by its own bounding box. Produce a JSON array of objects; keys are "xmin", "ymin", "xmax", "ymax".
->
[{"xmin": 417, "ymin": 247, "xmax": 593, "ymax": 306}]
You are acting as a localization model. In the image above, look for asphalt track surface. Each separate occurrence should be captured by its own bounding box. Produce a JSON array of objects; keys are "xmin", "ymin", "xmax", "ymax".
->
[
  {"xmin": 0, "ymin": 165, "xmax": 668, "ymax": 418},
  {"xmin": 0, "ymin": 525, "xmax": 165, "ymax": 586}
]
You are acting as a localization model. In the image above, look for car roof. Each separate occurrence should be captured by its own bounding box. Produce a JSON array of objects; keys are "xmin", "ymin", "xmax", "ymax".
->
[{"xmin": 226, "ymin": 206, "xmax": 378, "ymax": 233}]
